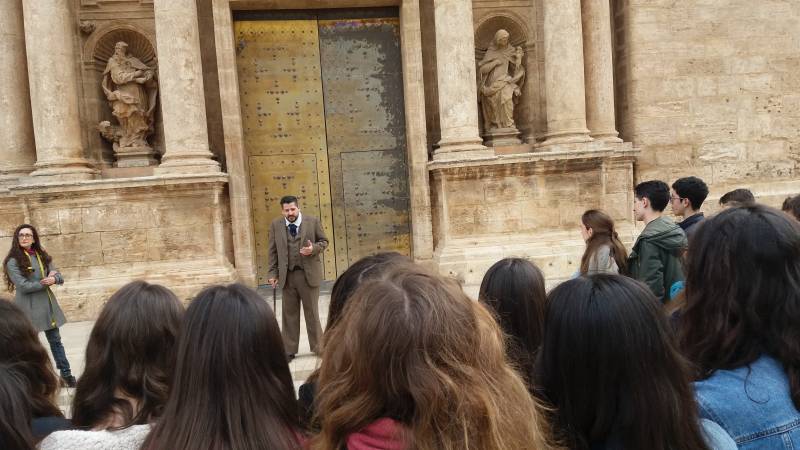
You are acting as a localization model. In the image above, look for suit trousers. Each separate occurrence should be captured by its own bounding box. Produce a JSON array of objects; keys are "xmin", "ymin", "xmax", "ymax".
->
[{"xmin": 281, "ymin": 268, "xmax": 322, "ymax": 355}]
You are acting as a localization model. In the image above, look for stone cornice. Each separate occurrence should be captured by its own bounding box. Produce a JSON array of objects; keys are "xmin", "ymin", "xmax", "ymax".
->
[{"xmin": 4, "ymin": 173, "xmax": 228, "ymax": 196}]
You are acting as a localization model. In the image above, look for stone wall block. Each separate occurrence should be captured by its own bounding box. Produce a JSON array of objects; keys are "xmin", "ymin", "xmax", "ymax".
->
[
  {"xmin": 57, "ymin": 208, "xmax": 83, "ymax": 235},
  {"xmin": 153, "ymin": 205, "xmax": 213, "ymax": 228},
  {"xmin": 30, "ymin": 209, "xmax": 62, "ymax": 236},
  {"xmin": 146, "ymin": 224, "xmax": 215, "ymax": 261},
  {"xmin": 82, "ymin": 203, "xmax": 156, "ymax": 232},
  {"xmin": 0, "ymin": 211, "xmax": 26, "ymax": 237},
  {"xmin": 100, "ymin": 230, "xmax": 148, "ymax": 264},
  {"xmin": 46, "ymin": 233, "xmax": 104, "ymax": 268}
]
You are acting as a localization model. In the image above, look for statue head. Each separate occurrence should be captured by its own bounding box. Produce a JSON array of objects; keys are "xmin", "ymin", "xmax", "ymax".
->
[
  {"xmin": 494, "ymin": 29, "xmax": 510, "ymax": 48},
  {"xmin": 114, "ymin": 41, "xmax": 129, "ymax": 57}
]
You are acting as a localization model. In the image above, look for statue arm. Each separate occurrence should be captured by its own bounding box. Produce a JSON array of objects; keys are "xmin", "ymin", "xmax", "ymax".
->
[{"xmin": 109, "ymin": 63, "xmax": 137, "ymax": 85}]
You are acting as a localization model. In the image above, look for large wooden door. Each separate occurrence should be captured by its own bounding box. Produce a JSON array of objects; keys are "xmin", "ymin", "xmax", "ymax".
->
[{"xmin": 235, "ymin": 9, "xmax": 411, "ymax": 284}]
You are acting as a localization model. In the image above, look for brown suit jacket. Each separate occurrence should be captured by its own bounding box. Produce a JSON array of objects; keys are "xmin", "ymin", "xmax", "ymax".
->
[{"xmin": 267, "ymin": 215, "xmax": 328, "ymax": 288}]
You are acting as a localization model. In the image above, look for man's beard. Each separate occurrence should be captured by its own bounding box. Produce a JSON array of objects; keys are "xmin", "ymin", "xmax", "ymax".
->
[{"xmin": 286, "ymin": 215, "xmax": 297, "ymax": 222}]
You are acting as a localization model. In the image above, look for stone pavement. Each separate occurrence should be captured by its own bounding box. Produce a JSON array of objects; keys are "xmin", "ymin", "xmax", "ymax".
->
[{"xmin": 46, "ymin": 283, "xmax": 335, "ymax": 415}]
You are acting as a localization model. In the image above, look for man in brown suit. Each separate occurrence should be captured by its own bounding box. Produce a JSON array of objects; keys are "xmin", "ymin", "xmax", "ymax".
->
[{"xmin": 267, "ymin": 195, "xmax": 328, "ymax": 360}]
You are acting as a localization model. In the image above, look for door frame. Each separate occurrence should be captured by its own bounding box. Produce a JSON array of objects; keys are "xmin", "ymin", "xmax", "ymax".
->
[{"xmin": 211, "ymin": 0, "xmax": 433, "ymax": 285}]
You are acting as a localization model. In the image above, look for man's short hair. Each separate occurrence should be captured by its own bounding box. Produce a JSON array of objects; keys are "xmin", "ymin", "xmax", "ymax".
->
[
  {"xmin": 634, "ymin": 180, "xmax": 670, "ymax": 212},
  {"xmin": 719, "ymin": 189, "xmax": 755, "ymax": 206},
  {"xmin": 782, "ymin": 195, "xmax": 800, "ymax": 220},
  {"xmin": 672, "ymin": 176, "xmax": 709, "ymax": 210},
  {"xmin": 280, "ymin": 195, "xmax": 298, "ymax": 207}
]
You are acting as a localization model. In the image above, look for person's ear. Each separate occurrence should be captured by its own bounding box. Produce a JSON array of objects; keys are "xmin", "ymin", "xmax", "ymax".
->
[{"xmin": 642, "ymin": 197, "xmax": 651, "ymax": 210}]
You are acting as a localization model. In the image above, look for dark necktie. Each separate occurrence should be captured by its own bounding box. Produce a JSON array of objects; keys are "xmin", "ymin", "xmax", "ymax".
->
[{"xmin": 288, "ymin": 223, "xmax": 297, "ymax": 238}]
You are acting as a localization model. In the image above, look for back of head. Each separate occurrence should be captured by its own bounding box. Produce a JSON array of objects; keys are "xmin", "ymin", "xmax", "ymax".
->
[
  {"xmin": 478, "ymin": 257, "xmax": 546, "ymax": 389},
  {"xmin": 672, "ymin": 176, "xmax": 709, "ymax": 210},
  {"xmin": 634, "ymin": 180, "xmax": 670, "ymax": 212},
  {"xmin": 679, "ymin": 204, "xmax": 800, "ymax": 406},
  {"xmin": 537, "ymin": 275, "xmax": 708, "ymax": 450},
  {"xmin": 0, "ymin": 300, "xmax": 61, "ymax": 419},
  {"xmin": 315, "ymin": 264, "xmax": 553, "ymax": 450},
  {"xmin": 579, "ymin": 210, "xmax": 628, "ymax": 274},
  {"xmin": 719, "ymin": 188, "xmax": 755, "ymax": 207},
  {"xmin": 0, "ymin": 364, "xmax": 36, "ymax": 450},
  {"xmin": 72, "ymin": 281, "xmax": 184, "ymax": 429},
  {"xmin": 327, "ymin": 252, "xmax": 411, "ymax": 330},
  {"xmin": 783, "ymin": 195, "xmax": 800, "ymax": 221},
  {"xmin": 143, "ymin": 283, "xmax": 301, "ymax": 450}
]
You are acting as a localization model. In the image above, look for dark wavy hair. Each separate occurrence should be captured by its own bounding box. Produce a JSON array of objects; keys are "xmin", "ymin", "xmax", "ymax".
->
[
  {"xmin": 0, "ymin": 363, "xmax": 36, "ymax": 450},
  {"xmin": 783, "ymin": 194, "xmax": 800, "ymax": 221},
  {"xmin": 536, "ymin": 275, "xmax": 709, "ymax": 450},
  {"xmin": 71, "ymin": 281, "xmax": 183, "ymax": 429},
  {"xmin": 0, "ymin": 299, "xmax": 62, "ymax": 419},
  {"xmin": 678, "ymin": 204, "xmax": 800, "ymax": 408},
  {"xmin": 579, "ymin": 210, "xmax": 628, "ymax": 275},
  {"xmin": 3, "ymin": 224, "xmax": 52, "ymax": 292},
  {"xmin": 478, "ymin": 257, "xmax": 546, "ymax": 390},
  {"xmin": 327, "ymin": 252, "xmax": 411, "ymax": 331},
  {"xmin": 142, "ymin": 284, "xmax": 302, "ymax": 450}
]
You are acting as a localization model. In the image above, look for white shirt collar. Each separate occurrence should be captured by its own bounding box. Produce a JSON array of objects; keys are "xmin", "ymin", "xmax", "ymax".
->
[{"xmin": 285, "ymin": 212, "xmax": 302, "ymax": 228}]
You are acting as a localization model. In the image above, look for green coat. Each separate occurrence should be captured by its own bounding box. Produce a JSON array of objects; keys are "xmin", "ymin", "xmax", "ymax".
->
[
  {"xmin": 627, "ymin": 216, "xmax": 687, "ymax": 303},
  {"xmin": 6, "ymin": 255, "xmax": 66, "ymax": 331}
]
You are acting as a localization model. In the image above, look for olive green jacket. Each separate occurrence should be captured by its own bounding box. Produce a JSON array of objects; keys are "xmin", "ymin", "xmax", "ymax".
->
[{"xmin": 627, "ymin": 216, "xmax": 687, "ymax": 303}]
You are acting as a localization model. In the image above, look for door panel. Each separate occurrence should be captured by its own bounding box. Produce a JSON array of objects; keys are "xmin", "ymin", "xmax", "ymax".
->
[
  {"xmin": 318, "ymin": 17, "xmax": 411, "ymax": 273},
  {"xmin": 236, "ymin": 12, "xmax": 410, "ymax": 282},
  {"xmin": 235, "ymin": 19, "xmax": 337, "ymax": 284}
]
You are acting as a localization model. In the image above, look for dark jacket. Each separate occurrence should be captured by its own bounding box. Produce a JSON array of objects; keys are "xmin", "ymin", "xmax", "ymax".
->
[
  {"xmin": 678, "ymin": 212, "xmax": 705, "ymax": 238},
  {"xmin": 627, "ymin": 216, "xmax": 687, "ymax": 302}
]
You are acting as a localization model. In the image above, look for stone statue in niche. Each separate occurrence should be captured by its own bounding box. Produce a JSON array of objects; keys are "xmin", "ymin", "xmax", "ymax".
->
[
  {"xmin": 478, "ymin": 29, "xmax": 526, "ymax": 146},
  {"xmin": 98, "ymin": 41, "xmax": 158, "ymax": 167}
]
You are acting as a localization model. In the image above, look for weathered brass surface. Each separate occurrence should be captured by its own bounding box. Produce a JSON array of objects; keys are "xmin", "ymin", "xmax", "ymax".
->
[
  {"xmin": 319, "ymin": 17, "xmax": 411, "ymax": 273},
  {"xmin": 236, "ymin": 14, "xmax": 410, "ymax": 282},
  {"xmin": 235, "ymin": 19, "xmax": 337, "ymax": 283}
]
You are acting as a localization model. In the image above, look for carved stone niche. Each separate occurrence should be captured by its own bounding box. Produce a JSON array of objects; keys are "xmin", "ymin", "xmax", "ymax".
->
[
  {"xmin": 93, "ymin": 29, "xmax": 159, "ymax": 168},
  {"xmin": 475, "ymin": 15, "xmax": 530, "ymax": 148}
]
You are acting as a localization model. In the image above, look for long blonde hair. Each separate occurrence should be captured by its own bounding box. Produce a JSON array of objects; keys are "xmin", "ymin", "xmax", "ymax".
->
[{"xmin": 311, "ymin": 264, "xmax": 556, "ymax": 450}]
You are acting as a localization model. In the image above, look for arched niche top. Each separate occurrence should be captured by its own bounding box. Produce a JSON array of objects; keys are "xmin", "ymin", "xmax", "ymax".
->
[
  {"xmin": 85, "ymin": 24, "xmax": 157, "ymax": 72},
  {"xmin": 474, "ymin": 13, "xmax": 530, "ymax": 52}
]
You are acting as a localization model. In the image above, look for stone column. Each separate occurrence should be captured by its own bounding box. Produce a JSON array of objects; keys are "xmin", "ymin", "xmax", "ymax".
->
[
  {"xmin": 582, "ymin": 0, "xmax": 622, "ymax": 142},
  {"xmin": 0, "ymin": 0, "xmax": 35, "ymax": 181},
  {"xmin": 153, "ymin": 0, "xmax": 220, "ymax": 174},
  {"xmin": 541, "ymin": 0, "xmax": 592, "ymax": 146},
  {"xmin": 22, "ymin": 0, "xmax": 96, "ymax": 180},
  {"xmin": 432, "ymin": 0, "xmax": 492, "ymax": 161}
]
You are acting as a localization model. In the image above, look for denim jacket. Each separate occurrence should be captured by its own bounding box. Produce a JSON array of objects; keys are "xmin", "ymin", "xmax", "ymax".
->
[{"xmin": 694, "ymin": 355, "xmax": 800, "ymax": 449}]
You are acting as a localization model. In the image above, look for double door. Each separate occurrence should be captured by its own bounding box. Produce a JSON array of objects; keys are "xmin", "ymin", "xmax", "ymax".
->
[{"xmin": 235, "ymin": 9, "xmax": 411, "ymax": 284}]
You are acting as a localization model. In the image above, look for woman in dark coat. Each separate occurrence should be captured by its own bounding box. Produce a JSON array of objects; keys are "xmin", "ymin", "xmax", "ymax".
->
[{"xmin": 3, "ymin": 224, "xmax": 74, "ymax": 387}]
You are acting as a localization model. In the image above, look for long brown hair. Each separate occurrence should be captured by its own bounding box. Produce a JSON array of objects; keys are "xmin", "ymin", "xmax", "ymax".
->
[
  {"xmin": 312, "ymin": 265, "xmax": 555, "ymax": 450},
  {"xmin": 142, "ymin": 284, "xmax": 303, "ymax": 450},
  {"xmin": 0, "ymin": 299, "xmax": 62, "ymax": 419},
  {"xmin": 71, "ymin": 281, "xmax": 183, "ymax": 429},
  {"xmin": 579, "ymin": 210, "xmax": 628, "ymax": 274},
  {"xmin": 678, "ymin": 205, "xmax": 800, "ymax": 407},
  {"xmin": 3, "ymin": 224, "xmax": 53, "ymax": 292}
]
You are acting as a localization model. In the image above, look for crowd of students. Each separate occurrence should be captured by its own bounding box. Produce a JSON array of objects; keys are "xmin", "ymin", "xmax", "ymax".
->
[{"xmin": 1, "ymin": 177, "xmax": 800, "ymax": 449}]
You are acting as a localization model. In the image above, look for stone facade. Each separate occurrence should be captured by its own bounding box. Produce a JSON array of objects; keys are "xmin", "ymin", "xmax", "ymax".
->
[{"xmin": 0, "ymin": 0, "xmax": 797, "ymax": 319}]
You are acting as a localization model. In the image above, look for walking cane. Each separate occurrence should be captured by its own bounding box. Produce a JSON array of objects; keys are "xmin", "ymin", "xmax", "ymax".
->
[{"xmin": 272, "ymin": 284, "xmax": 277, "ymax": 313}]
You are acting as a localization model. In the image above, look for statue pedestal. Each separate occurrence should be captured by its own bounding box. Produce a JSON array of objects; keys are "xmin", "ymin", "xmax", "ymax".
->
[
  {"xmin": 114, "ymin": 146, "xmax": 158, "ymax": 168},
  {"xmin": 483, "ymin": 127, "xmax": 522, "ymax": 147}
]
